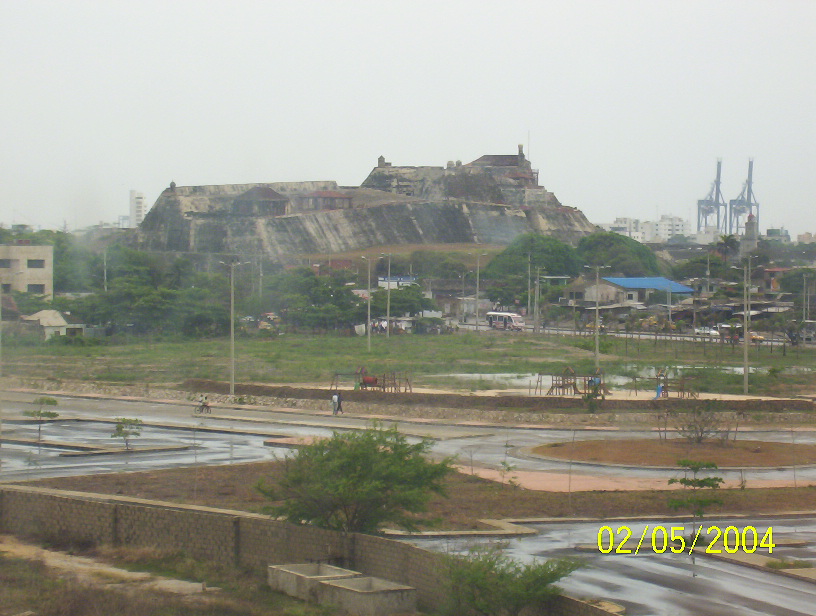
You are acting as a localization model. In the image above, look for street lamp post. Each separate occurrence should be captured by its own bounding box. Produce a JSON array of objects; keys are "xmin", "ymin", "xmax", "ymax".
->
[
  {"xmin": 734, "ymin": 257, "xmax": 754, "ymax": 395},
  {"xmin": 474, "ymin": 252, "xmax": 486, "ymax": 332},
  {"xmin": 534, "ymin": 267, "xmax": 541, "ymax": 334},
  {"xmin": 0, "ymin": 281, "xmax": 4, "ymax": 472},
  {"xmin": 362, "ymin": 256, "xmax": 371, "ymax": 351},
  {"xmin": 743, "ymin": 258, "xmax": 753, "ymax": 395},
  {"xmin": 381, "ymin": 253, "xmax": 391, "ymax": 338},
  {"xmin": 220, "ymin": 259, "xmax": 247, "ymax": 396},
  {"xmin": 460, "ymin": 271, "xmax": 466, "ymax": 323}
]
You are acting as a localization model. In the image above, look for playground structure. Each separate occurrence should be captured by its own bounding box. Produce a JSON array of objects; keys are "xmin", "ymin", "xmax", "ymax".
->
[
  {"xmin": 330, "ymin": 368, "xmax": 412, "ymax": 394},
  {"xmin": 533, "ymin": 367, "xmax": 611, "ymax": 397},
  {"xmin": 652, "ymin": 369, "xmax": 699, "ymax": 399},
  {"xmin": 531, "ymin": 367, "xmax": 699, "ymax": 399}
]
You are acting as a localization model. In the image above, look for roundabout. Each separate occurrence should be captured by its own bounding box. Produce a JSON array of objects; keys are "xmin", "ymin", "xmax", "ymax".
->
[{"xmin": 530, "ymin": 438, "xmax": 816, "ymax": 470}]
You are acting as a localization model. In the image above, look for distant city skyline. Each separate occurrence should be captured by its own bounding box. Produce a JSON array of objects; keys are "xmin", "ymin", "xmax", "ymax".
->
[{"xmin": 2, "ymin": 2, "xmax": 814, "ymax": 236}]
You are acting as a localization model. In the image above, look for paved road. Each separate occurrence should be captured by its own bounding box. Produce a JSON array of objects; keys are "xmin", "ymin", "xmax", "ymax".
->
[
  {"xmin": 2, "ymin": 392, "xmax": 816, "ymax": 488},
  {"xmin": 410, "ymin": 517, "xmax": 816, "ymax": 616},
  {"xmin": 3, "ymin": 392, "xmax": 816, "ymax": 615}
]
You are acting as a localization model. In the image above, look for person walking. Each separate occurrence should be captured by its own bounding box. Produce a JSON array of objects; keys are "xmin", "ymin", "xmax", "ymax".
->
[
  {"xmin": 335, "ymin": 390, "xmax": 343, "ymax": 414},
  {"xmin": 331, "ymin": 391, "xmax": 339, "ymax": 415}
]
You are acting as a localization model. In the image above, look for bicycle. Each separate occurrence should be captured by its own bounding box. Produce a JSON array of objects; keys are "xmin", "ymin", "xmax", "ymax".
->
[{"xmin": 194, "ymin": 402, "xmax": 211, "ymax": 414}]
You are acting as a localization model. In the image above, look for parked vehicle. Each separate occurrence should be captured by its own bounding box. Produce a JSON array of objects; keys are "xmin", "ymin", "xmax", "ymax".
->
[
  {"xmin": 486, "ymin": 311, "xmax": 525, "ymax": 331},
  {"xmin": 694, "ymin": 327, "xmax": 719, "ymax": 338}
]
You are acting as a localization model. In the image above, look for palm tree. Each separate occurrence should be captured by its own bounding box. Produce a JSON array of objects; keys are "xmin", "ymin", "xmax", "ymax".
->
[{"xmin": 716, "ymin": 234, "xmax": 739, "ymax": 263}]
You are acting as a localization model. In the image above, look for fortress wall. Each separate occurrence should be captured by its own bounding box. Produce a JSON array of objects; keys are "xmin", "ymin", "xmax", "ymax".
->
[{"xmin": 144, "ymin": 200, "xmax": 592, "ymax": 257}]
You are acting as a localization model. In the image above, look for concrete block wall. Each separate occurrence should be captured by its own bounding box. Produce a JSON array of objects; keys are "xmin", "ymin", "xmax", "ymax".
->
[
  {"xmin": 0, "ymin": 485, "xmax": 619, "ymax": 615},
  {"xmin": 0, "ymin": 486, "xmax": 116, "ymax": 546},
  {"xmin": 238, "ymin": 515, "xmax": 347, "ymax": 569},
  {"xmin": 551, "ymin": 595, "xmax": 625, "ymax": 616},
  {"xmin": 115, "ymin": 503, "xmax": 239, "ymax": 566},
  {"xmin": 354, "ymin": 533, "xmax": 447, "ymax": 607}
]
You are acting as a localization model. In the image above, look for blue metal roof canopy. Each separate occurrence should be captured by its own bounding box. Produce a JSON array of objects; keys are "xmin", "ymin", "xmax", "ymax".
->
[{"xmin": 602, "ymin": 277, "xmax": 694, "ymax": 294}]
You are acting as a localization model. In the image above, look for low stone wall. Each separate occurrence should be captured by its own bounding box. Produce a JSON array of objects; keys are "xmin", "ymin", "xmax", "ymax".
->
[
  {"xmin": 0, "ymin": 485, "xmax": 618, "ymax": 615},
  {"xmin": 181, "ymin": 378, "xmax": 815, "ymax": 414}
]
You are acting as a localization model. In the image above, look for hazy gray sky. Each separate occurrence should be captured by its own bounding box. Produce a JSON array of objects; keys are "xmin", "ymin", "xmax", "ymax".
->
[{"xmin": 2, "ymin": 0, "xmax": 814, "ymax": 237}]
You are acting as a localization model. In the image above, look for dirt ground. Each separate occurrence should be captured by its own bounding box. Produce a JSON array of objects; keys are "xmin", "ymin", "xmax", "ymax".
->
[
  {"xmin": 534, "ymin": 438, "xmax": 816, "ymax": 467},
  {"xmin": 24, "ymin": 459, "xmax": 816, "ymax": 530}
]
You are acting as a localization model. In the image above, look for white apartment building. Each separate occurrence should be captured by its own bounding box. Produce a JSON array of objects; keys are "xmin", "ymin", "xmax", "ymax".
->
[
  {"xmin": 600, "ymin": 215, "xmax": 692, "ymax": 243},
  {"xmin": 129, "ymin": 190, "xmax": 147, "ymax": 228},
  {"xmin": 0, "ymin": 243, "xmax": 55, "ymax": 299}
]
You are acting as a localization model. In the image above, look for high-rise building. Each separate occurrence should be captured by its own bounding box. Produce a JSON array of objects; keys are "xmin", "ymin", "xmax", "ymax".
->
[{"xmin": 129, "ymin": 190, "xmax": 146, "ymax": 228}]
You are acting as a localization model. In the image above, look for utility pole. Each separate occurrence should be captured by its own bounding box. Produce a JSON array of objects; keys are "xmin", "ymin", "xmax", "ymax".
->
[
  {"xmin": 743, "ymin": 260, "xmax": 749, "ymax": 394},
  {"xmin": 527, "ymin": 253, "xmax": 531, "ymax": 319},
  {"xmin": 474, "ymin": 252, "xmax": 486, "ymax": 333},
  {"xmin": 584, "ymin": 265, "xmax": 609, "ymax": 370},
  {"xmin": 742, "ymin": 256, "xmax": 755, "ymax": 395},
  {"xmin": 381, "ymin": 253, "xmax": 392, "ymax": 338},
  {"xmin": 258, "ymin": 256, "xmax": 263, "ymax": 298},
  {"xmin": 534, "ymin": 267, "xmax": 541, "ymax": 334},
  {"xmin": 362, "ymin": 256, "xmax": 371, "ymax": 352},
  {"xmin": 229, "ymin": 261, "xmax": 236, "ymax": 396}
]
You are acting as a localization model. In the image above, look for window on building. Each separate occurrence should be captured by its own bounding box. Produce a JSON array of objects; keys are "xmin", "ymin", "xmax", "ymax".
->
[
  {"xmin": 27, "ymin": 259, "xmax": 46, "ymax": 268},
  {"xmin": 27, "ymin": 284, "xmax": 46, "ymax": 294},
  {"xmin": 0, "ymin": 259, "xmax": 11, "ymax": 268}
]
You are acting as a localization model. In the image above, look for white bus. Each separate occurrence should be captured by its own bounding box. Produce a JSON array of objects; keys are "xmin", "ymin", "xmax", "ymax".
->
[{"xmin": 485, "ymin": 311, "xmax": 525, "ymax": 331}]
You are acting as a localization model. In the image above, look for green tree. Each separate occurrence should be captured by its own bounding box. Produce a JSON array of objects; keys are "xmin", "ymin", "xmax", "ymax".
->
[
  {"xmin": 481, "ymin": 233, "xmax": 581, "ymax": 307},
  {"xmin": 371, "ymin": 284, "xmax": 435, "ymax": 318},
  {"xmin": 673, "ymin": 252, "xmax": 728, "ymax": 280},
  {"xmin": 23, "ymin": 396, "xmax": 59, "ymax": 447},
  {"xmin": 408, "ymin": 250, "xmax": 468, "ymax": 279},
  {"xmin": 111, "ymin": 417, "xmax": 143, "ymax": 450},
  {"xmin": 442, "ymin": 545, "xmax": 581, "ymax": 616},
  {"xmin": 258, "ymin": 423, "xmax": 454, "ymax": 533},
  {"xmin": 10, "ymin": 291, "xmax": 51, "ymax": 315},
  {"xmin": 668, "ymin": 459, "xmax": 724, "ymax": 531},
  {"xmin": 577, "ymin": 231, "xmax": 661, "ymax": 276},
  {"xmin": 264, "ymin": 267, "xmax": 362, "ymax": 329}
]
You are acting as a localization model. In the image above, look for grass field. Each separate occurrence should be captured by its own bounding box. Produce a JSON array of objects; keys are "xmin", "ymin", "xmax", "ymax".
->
[
  {"xmin": 6, "ymin": 330, "xmax": 816, "ymax": 397},
  {"xmin": 0, "ymin": 548, "xmax": 329, "ymax": 616}
]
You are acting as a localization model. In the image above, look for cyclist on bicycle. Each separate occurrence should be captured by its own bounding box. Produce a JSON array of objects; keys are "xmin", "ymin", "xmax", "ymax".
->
[{"xmin": 196, "ymin": 394, "xmax": 210, "ymax": 414}]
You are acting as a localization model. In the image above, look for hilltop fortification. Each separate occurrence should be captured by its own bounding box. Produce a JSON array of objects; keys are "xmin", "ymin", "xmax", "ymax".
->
[{"xmin": 137, "ymin": 147, "xmax": 597, "ymax": 259}]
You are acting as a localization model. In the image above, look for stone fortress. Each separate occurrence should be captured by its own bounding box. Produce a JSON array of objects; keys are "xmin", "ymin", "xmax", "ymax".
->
[{"xmin": 137, "ymin": 146, "xmax": 597, "ymax": 260}]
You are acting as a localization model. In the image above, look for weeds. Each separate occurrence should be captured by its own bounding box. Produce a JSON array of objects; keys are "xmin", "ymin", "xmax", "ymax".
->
[
  {"xmin": 766, "ymin": 559, "xmax": 813, "ymax": 569},
  {"xmin": 0, "ymin": 547, "xmax": 332, "ymax": 616}
]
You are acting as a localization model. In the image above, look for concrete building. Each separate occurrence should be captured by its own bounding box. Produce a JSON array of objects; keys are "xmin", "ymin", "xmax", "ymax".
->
[
  {"xmin": 564, "ymin": 276, "xmax": 694, "ymax": 306},
  {"xmin": 764, "ymin": 227, "xmax": 791, "ymax": 244},
  {"xmin": 129, "ymin": 190, "xmax": 147, "ymax": 228},
  {"xmin": 21, "ymin": 309, "xmax": 84, "ymax": 340},
  {"xmin": 0, "ymin": 243, "xmax": 54, "ymax": 299},
  {"xmin": 599, "ymin": 215, "xmax": 692, "ymax": 243}
]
